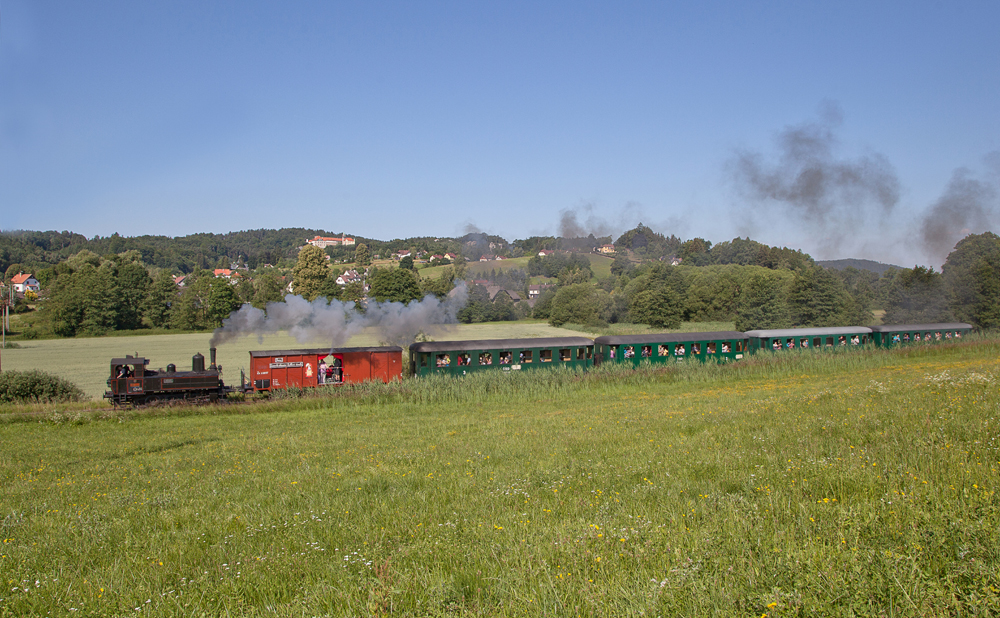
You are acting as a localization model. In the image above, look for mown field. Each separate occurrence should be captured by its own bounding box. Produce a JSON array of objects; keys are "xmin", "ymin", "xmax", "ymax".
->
[
  {"xmin": 1, "ymin": 338, "xmax": 997, "ymax": 616},
  {"xmin": 0, "ymin": 322, "xmax": 599, "ymax": 400}
]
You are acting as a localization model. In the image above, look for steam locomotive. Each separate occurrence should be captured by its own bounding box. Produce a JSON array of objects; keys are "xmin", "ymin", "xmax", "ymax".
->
[{"xmin": 105, "ymin": 322, "xmax": 973, "ymax": 405}]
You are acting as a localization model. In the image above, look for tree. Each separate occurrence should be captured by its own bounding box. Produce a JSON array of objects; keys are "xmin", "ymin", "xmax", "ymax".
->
[
  {"xmin": 251, "ymin": 272, "xmax": 286, "ymax": 309},
  {"xmin": 787, "ymin": 267, "xmax": 858, "ymax": 327},
  {"xmin": 367, "ymin": 268, "xmax": 422, "ymax": 303},
  {"xmin": 883, "ymin": 266, "xmax": 953, "ymax": 324},
  {"xmin": 354, "ymin": 243, "xmax": 372, "ymax": 268},
  {"xmin": 734, "ymin": 274, "xmax": 791, "ymax": 332},
  {"xmin": 942, "ymin": 232, "xmax": 1000, "ymax": 327},
  {"xmin": 399, "ymin": 255, "xmax": 415, "ymax": 270},
  {"xmin": 206, "ymin": 280, "xmax": 242, "ymax": 327},
  {"xmin": 628, "ymin": 287, "xmax": 683, "ymax": 328},
  {"xmin": 548, "ymin": 284, "xmax": 612, "ymax": 327},
  {"xmin": 292, "ymin": 245, "xmax": 330, "ymax": 301},
  {"xmin": 144, "ymin": 271, "xmax": 179, "ymax": 328}
]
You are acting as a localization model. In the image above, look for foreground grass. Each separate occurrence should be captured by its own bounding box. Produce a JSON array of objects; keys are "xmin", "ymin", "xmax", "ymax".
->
[{"xmin": 1, "ymin": 340, "xmax": 998, "ymax": 616}]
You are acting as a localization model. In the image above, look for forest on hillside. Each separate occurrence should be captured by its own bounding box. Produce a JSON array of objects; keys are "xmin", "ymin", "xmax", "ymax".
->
[{"xmin": 3, "ymin": 226, "xmax": 999, "ymax": 340}]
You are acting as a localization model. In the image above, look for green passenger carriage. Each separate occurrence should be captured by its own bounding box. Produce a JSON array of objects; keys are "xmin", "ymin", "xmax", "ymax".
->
[
  {"xmin": 744, "ymin": 326, "xmax": 873, "ymax": 353},
  {"xmin": 869, "ymin": 323, "xmax": 972, "ymax": 346},
  {"xmin": 409, "ymin": 337, "xmax": 595, "ymax": 377},
  {"xmin": 593, "ymin": 331, "xmax": 748, "ymax": 366}
]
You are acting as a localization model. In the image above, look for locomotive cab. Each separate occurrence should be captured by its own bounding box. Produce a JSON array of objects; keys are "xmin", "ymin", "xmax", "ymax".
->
[{"xmin": 107, "ymin": 355, "xmax": 151, "ymax": 404}]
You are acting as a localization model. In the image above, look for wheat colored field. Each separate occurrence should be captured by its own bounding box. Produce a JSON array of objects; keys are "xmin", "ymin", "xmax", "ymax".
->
[{"xmin": 0, "ymin": 322, "xmax": 594, "ymax": 399}]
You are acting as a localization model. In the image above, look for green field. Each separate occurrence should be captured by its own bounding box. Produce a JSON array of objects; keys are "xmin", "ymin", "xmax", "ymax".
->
[
  {"xmin": 0, "ymin": 322, "xmax": 593, "ymax": 400},
  {"xmin": 1, "ymin": 338, "xmax": 997, "ymax": 615}
]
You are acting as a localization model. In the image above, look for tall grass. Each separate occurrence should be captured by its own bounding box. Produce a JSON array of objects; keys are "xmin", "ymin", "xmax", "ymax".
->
[{"xmin": 0, "ymin": 338, "xmax": 997, "ymax": 615}]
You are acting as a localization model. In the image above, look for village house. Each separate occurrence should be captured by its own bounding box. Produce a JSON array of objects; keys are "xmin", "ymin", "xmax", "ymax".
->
[
  {"xmin": 393, "ymin": 250, "xmax": 412, "ymax": 260},
  {"xmin": 173, "ymin": 275, "xmax": 187, "ymax": 287},
  {"xmin": 538, "ymin": 249, "xmax": 555, "ymax": 257},
  {"xmin": 336, "ymin": 270, "xmax": 363, "ymax": 286},
  {"xmin": 599, "ymin": 244, "xmax": 616, "ymax": 254},
  {"xmin": 486, "ymin": 286, "xmax": 521, "ymax": 303},
  {"xmin": 306, "ymin": 235, "xmax": 355, "ymax": 248},
  {"xmin": 11, "ymin": 273, "xmax": 40, "ymax": 294},
  {"xmin": 527, "ymin": 284, "xmax": 554, "ymax": 299}
]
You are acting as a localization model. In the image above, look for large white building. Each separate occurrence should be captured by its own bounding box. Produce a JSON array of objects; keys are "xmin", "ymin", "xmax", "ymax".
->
[{"xmin": 307, "ymin": 235, "xmax": 355, "ymax": 248}]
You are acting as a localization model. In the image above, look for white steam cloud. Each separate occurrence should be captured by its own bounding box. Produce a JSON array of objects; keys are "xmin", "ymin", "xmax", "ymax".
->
[{"xmin": 210, "ymin": 284, "xmax": 469, "ymax": 350}]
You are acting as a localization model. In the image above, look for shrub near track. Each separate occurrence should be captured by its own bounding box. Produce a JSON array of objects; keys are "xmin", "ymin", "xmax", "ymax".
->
[{"xmin": 0, "ymin": 340, "xmax": 998, "ymax": 616}]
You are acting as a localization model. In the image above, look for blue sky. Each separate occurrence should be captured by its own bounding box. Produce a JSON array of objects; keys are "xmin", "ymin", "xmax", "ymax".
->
[{"xmin": 2, "ymin": 1, "xmax": 998, "ymax": 266}]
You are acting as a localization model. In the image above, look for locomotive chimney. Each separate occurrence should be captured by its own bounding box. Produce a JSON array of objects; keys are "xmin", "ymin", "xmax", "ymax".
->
[{"xmin": 210, "ymin": 347, "xmax": 217, "ymax": 370}]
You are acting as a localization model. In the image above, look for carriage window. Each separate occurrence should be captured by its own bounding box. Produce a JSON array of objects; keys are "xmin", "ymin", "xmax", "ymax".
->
[
  {"xmin": 457, "ymin": 353, "xmax": 471, "ymax": 366},
  {"xmin": 955, "ymin": 331, "xmax": 962, "ymax": 338},
  {"xmin": 850, "ymin": 336, "xmax": 860, "ymax": 346},
  {"xmin": 914, "ymin": 333, "xmax": 921, "ymax": 341},
  {"xmin": 576, "ymin": 348, "xmax": 584, "ymax": 360},
  {"xmin": 420, "ymin": 354, "xmax": 428, "ymax": 367},
  {"xmin": 641, "ymin": 345, "xmax": 652, "ymax": 358},
  {"xmin": 673, "ymin": 344, "xmax": 686, "ymax": 356},
  {"xmin": 721, "ymin": 341, "xmax": 731, "ymax": 353},
  {"xmin": 559, "ymin": 349, "xmax": 571, "ymax": 362},
  {"xmin": 786, "ymin": 338, "xmax": 796, "ymax": 349},
  {"xmin": 826, "ymin": 337, "xmax": 834, "ymax": 347},
  {"xmin": 500, "ymin": 351, "xmax": 513, "ymax": 364},
  {"xmin": 479, "ymin": 352, "xmax": 493, "ymax": 365},
  {"xmin": 609, "ymin": 345, "xmax": 618, "ymax": 359},
  {"xmin": 935, "ymin": 331, "xmax": 942, "ymax": 340},
  {"xmin": 813, "ymin": 338, "xmax": 821, "ymax": 348},
  {"xmin": 691, "ymin": 343, "xmax": 700, "ymax": 355},
  {"xmin": 624, "ymin": 346, "xmax": 635, "ymax": 359},
  {"xmin": 519, "ymin": 350, "xmax": 533, "ymax": 363},
  {"xmin": 586, "ymin": 346, "xmax": 593, "ymax": 359},
  {"xmin": 838, "ymin": 336, "xmax": 847, "ymax": 346},
  {"xmin": 436, "ymin": 354, "xmax": 450, "ymax": 367},
  {"xmin": 540, "ymin": 350, "xmax": 553, "ymax": 363},
  {"xmin": 658, "ymin": 344, "xmax": 669, "ymax": 356},
  {"xmin": 771, "ymin": 339, "xmax": 781, "ymax": 351},
  {"xmin": 800, "ymin": 338, "xmax": 809, "ymax": 348},
  {"xmin": 736, "ymin": 341, "xmax": 744, "ymax": 352},
  {"xmin": 925, "ymin": 332, "xmax": 932, "ymax": 342},
  {"xmin": 707, "ymin": 342, "xmax": 716, "ymax": 354},
  {"xmin": 945, "ymin": 331, "xmax": 953, "ymax": 339}
]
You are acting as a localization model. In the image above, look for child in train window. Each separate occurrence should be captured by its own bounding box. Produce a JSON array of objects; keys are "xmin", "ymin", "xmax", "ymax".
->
[
  {"xmin": 707, "ymin": 342, "xmax": 717, "ymax": 354},
  {"xmin": 691, "ymin": 343, "xmax": 701, "ymax": 355},
  {"xmin": 914, "ymin": 333, "xmax": 921, "ymax": 341},
  {"xmin": 786, "ymin": 339, "xmax": 795, "ymax": 349},
  {"xmin": 935, "ymin": 332, "xmax": 942, "ymax": 340},
  {"xmin": 500, "ymin": 351, "xmax": 512, "ymax": 364},
  {"xmin": 641, "ymin": 345, "xmax": 651, "ymax": 357},
  {"xmin": 800, "ymin": 339, "xmax": 809, "ymax": 348},
  {"xmin": 721, "ymin": 342, "xmax": 730, "ymax": 353},
  {"xmin": 772, "ymin": 340, "xmax": 781, "ymax": 351},
  {"xmin": 658, "ymin": 345, "xmax": 668, "ymax": 356},
  {"xmin": 851, "ymin": 335, "xmax": 860, "ymax": 345},
  {"xmin": 436, "ymin": 354, "xmax": 450, "ymax": 367},
  {"xmin": 955, "ymin": 332, "xmax": 962, "ymax": 338},
  {"xmin": 480, "ymin": 352, "xmax": 492, "ymax": 365},
  {"xmin": 609, "ymin": 346, "xmax": 617, "ymax": 359},
  {"xmin": 903, "ymin": 333, "xmax": 910, "ymax": 342},
  {"xmin": 945, "ymin": 331, "xmax": 952, "ymax": 339},
  {"xmin": 839, "ymin": 336, "xmax": 847, "ymax": 345}
]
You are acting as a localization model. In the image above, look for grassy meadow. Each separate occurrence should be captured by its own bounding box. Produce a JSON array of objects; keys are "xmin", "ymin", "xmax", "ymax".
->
[{"xmin": 1, "ymin": 338, "xmax": 998, "ymax": 615}]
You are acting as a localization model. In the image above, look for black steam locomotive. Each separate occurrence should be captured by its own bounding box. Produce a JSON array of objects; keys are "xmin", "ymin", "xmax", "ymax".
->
[{"xmin": 105, "ymin": 348, "xmax": 231, "ymax": 406}]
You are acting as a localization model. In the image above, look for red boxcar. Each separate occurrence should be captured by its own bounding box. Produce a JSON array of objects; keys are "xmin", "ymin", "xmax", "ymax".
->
[{"xmin": 246, "ymin": 347, "xmax": 402, "ymax": 392}]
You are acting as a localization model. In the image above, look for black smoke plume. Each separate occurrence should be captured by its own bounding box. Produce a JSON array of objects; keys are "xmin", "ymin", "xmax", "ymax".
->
[
  {"xmin": 920, "ymin": 157, "xmax": 1000, "ymax": 266},
  {"xmin": 730, "ymin": 103, "xmax": 900, "ymax": 255}
]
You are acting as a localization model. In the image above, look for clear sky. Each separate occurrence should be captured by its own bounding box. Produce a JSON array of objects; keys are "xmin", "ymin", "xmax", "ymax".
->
[{"xmin": 2, "ymin": 1, "xmax": 998, "ymax": 267}]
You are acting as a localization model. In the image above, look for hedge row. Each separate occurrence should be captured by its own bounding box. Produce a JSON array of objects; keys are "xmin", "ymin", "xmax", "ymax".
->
[{"xmin": 0, "ymin": 370, "xmax": 86, "ymax": 404}]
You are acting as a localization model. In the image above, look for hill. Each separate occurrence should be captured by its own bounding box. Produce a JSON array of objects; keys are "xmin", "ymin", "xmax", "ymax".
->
[{"xmin": 817, "ymin": 258, "xmax": 901, "ymax": 275}]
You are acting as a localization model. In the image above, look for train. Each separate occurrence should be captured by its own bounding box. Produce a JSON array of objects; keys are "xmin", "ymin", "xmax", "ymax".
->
[{"xmin": 105, "ymin": 322, "xmax": 973, "ymax": 405}]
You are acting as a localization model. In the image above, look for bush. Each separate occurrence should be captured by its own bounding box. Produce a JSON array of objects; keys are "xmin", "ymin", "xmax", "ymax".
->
[{"xmin": 0, "ymin": 370, "xmax": 87, "ymax": 404}]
